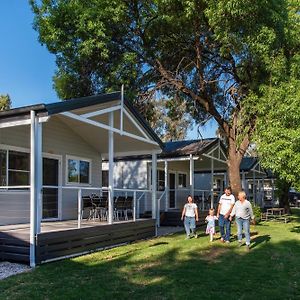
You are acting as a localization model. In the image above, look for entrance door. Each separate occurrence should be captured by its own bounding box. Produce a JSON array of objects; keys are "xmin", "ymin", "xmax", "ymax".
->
[
  {"xmin": 169, "ymin": 173, "xmax": 176, "ymax": 208},
  {"xmin": 42, "ymin": 157, "xmax": 59, "ymax": 219}
]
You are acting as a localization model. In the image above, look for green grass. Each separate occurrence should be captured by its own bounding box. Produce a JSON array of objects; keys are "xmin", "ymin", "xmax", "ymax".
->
[{"xmin": 1, "ymin": 210, "xmax": 300, "ymax": 300}]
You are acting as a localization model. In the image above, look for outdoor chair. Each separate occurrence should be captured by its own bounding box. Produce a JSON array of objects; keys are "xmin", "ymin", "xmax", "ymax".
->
[
  {"xmin": 124, "ymin": 196, "xmax": 133, "ymax": 220},
  {"xmin": 114, "ymin": 196, "xmax": 126, "ymax": 220},
  {"xmin": 91, "ymin": 195, "xmax": 107, "ymax": 221},
  {"xmin": 81, "ymin": 196, "xmax": 94, "ymax": 221}
]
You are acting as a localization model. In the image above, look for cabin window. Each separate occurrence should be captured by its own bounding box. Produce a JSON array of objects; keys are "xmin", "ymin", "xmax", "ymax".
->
[
  {"xmin": 178, "ymin": 173, "xmax": 187, "ymax": 188},
  {"xmin": 0, "ymin": 149, "xmax": 30, "ymax": 186},
  {"xmin": 67, "ymin": 156, "xmax": 91, "ymax": 185},
  {"xmin": 149, "ymin": 168, "xmax": 165, "ymax": 191},
  {"xmin": 157, "ymin": 170, "xmax": 165, "ymax": 191},
  {"xmin": 0, "ymin": 150, "xmax": 7, "ymax": 186}
]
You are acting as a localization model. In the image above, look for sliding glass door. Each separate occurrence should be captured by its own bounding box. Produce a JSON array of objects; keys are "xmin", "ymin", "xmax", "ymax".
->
[{"xmin": 42, "ymin": 157, "xmax": 59, "ymax": 219}]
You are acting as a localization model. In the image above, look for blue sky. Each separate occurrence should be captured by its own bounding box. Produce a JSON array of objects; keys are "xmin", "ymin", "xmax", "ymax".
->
[{"xmin": 0, "ymin": 1, "xmax": 217, "ymax": 139}]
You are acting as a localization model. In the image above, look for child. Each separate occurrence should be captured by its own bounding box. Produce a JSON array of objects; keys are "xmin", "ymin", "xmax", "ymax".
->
[
  {"xmin": 181, "ymin": 195, "xmax": 199, "ymax": 239},
  {"xmin": 205, "ymin": 208, "xmax": 218, "ymax": 242}
]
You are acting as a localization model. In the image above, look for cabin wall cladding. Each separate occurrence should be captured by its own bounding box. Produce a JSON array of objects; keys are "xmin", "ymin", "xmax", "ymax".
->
[
  {"xmin": 0, "ymin": 192, "xmax": 30, "ymax": 226},
  {"xmin": 42, "ymin": 117, "xmax": 102, "ymax": 187},
  {"xmin": 102, "ymin": 161, "xmax": 148, "ymax": 190},
  {"xmin": 0, "ymin": 117, "xmax": 102, "ymax": 188}
]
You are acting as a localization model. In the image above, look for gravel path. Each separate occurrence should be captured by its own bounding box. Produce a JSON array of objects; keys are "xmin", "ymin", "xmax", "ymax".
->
[{"xmin": 0, "ymin": 262, "xmax": 31, "ymax": 280}]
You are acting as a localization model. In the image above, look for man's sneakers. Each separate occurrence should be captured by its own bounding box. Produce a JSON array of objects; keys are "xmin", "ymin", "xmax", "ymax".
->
[{"xmin": 220, "ymin": 237, "xmax": 224, "ymax": 243}]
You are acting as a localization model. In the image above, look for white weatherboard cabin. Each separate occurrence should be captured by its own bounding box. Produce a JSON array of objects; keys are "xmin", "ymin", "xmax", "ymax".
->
[
  {"xmin": 103, "ymin": 138, "xmax": 229, "ymax": 213},
  {"xmin": 0, "ymin": 91, "xmax": 163, "ymax": 266},
  {"xmin": 103, "ymin": 138, "xmax": 275, "ymax": 215}
]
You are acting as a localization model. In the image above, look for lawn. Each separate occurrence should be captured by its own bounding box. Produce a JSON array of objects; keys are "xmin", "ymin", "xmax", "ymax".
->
[{"xmin": 0, "ymin": 210, "xmax": 300, "ymax": 300}]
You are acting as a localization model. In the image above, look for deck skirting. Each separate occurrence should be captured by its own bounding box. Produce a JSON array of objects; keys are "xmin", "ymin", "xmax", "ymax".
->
[{"xmin": 0, "ymin": 219, "xmax": 156, "ymax": 265}]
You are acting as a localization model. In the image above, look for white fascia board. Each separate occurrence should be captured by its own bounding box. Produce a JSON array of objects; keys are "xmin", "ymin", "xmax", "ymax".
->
[
  {"xmin": 0, "ymin": 116, "xmax": 50, "ymax": 129},
  {"xmin": 61, "ymin": 111, "xmax": 159, "ymax": 146},
  {"xmin": 80, "ymin": 105, "xmax": 121, "ymax": 118},
  {"xmin": 144, "ymin": 156, "xmax": 199, "ymax": 163},
  {"xmin": 102, "ymin": 149, "xmax": 162, "ymax": 160},
  {"xmin": 123, "ymin": 108, "xmax": 150, "ymax": 140},
  {"xmin": 202, "ymin": 153, "xmax": 227, "ymax": 164}
]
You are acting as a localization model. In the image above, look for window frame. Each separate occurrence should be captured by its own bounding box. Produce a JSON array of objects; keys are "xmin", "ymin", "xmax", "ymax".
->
[
  {"xmin": 0, "ymin": 145, "xmax": 30, "ymax": 187},
  {"xmin": 177, "ymin": 172, "xmax": 188, "ymax": 189},
  {"xmin": 66, "ymin": 155, "xmax": 92, "ymax": 186}
]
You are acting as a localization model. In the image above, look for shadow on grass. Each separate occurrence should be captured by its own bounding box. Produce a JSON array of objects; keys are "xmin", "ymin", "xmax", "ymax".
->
[
  {"xmin": 250, "ymin": 234, "xmax": 271, "ymax": 249},
  {"xmin": 149, "ymin": 242, "xmax": 169, "ymax": 247},
  {"xmin": 290, "ymin": 226, "xmax": 300, "ymax": 233}
]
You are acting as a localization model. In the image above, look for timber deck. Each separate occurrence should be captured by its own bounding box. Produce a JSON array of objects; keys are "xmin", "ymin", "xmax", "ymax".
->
[{"xmin": 0, "ymin": 219, "xmax": 155, "ymax": 264}]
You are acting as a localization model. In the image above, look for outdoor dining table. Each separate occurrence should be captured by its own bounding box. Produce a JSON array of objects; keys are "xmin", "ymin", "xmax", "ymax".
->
[{"xmin": 267, "ymin": 207, "xmax": 285, "ymax": 216}]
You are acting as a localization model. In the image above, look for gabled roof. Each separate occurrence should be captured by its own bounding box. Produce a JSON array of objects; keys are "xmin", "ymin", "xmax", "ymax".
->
[
  {"xmin": 0, "ymin": 92, "xmax": 163, "ymax": 147},
  {"xmin": 161, "ymin": 138, "xmax": 219, "ymax": 158},
  {"xmin": 240, "ymin": 157, "xmax": 258, "ymax": 171},
  {"xmin": 111, "ymin": 138, "xmax": 223, "ymax": 161}
]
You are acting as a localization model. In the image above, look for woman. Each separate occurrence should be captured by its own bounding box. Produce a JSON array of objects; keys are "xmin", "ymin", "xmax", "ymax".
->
[
  {"xmin": 229, "ymin": 191, "xmax": 255, "ymax": 251},
  {"xmin": 181, "ymin": 195, "xmax": 199, "ymax": 239}
]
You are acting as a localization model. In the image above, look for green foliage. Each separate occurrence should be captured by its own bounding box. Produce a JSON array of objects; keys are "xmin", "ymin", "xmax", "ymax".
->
[
  {"xmin": 0, "ymin": 94, "xmax": 11, "ymax": 111},
  {"xmin": 255, "ymin": 79, "xmax": 300, "ymax": 186},
  {"xmin": 250, "ymin": 201, "xmax": 262, "ymax": 223},
  {"xmin": 30, "ymin": 0, "xmax": 299, "ymax": 151}
]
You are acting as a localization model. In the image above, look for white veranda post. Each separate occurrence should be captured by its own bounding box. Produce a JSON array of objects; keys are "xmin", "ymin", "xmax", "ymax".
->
[
  {"xmin": 36, "ymin": 120, "xmax": 43, "ymax": 234},
  {"xmin": 164, "ymin": 160, "xmax": 169, "ymax": 212},
  {"xmin": 211, "ymin": 158, "xmax": 214, "ymax": 209},
  {"xmin": 30, "ymin": 110, "xmax": 38, "ymax": 268},
  {"xmin": 189, "ymin": 154, "xmax": 194, "ymax": 198},
  {"xmin": 108, "ymin": 112, "xmax": 114, "ymax": 224},
  {"xmin": 151, "ymin": 152, "xmax": 157, "ymax": 223}
]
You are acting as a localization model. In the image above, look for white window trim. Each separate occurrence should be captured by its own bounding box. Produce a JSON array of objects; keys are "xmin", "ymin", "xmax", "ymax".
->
[
  {"xmin": 0, "ymin": 146, "xmax": 30, "ymax": 187},
  {"xmin": 148, "ymin": 166, "xmax": 166, "ymax": 191},
  {"xmin": 65, "ymin": 155, "xmax": 92, "ymax": 186},
  {"xmin": 177, "ymin": 172, "xmax": 188, "ymax": 189}
]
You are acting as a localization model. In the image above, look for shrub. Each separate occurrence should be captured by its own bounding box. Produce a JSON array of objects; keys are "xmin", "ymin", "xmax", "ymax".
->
[{"xmin": 250, "ymin": 201, "xmax": 262, "ymax": 223}]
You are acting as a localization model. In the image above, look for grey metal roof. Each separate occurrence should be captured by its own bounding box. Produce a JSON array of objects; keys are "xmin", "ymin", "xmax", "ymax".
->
[
  {"xmin": 112, "ymin": 138, "xmax": 221, "ymax": 161},
  {"xmin": 240, "ymin": 157, "xmax": 258, "ymax": 171},
  {"xmin": 161, "ymin": 138, "xmax": 219, "ymax": 158},
  {"xmin": 0, "ymin": 92, "xmax": 163, "ymax": 147}
]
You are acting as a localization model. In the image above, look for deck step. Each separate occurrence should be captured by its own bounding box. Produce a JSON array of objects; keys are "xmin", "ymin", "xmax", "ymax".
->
[{"xmin": 161, "ymin": 211, "xmax": 207, "ymax": 226}]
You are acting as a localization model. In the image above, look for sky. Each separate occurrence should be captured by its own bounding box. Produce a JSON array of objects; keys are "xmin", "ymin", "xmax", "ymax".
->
[{"xmin": 0, "ymin": 1, "xmax": 217, "ymax": 139}]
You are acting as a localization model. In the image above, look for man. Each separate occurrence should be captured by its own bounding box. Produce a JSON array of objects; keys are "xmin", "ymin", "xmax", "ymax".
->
[
  {"xmin": 229, "ymin": 191, "xmax": 255, "ymax": 251},
  {"xmin": 217, "ymin": 186, "xmax": 235, "ymax": 243}
]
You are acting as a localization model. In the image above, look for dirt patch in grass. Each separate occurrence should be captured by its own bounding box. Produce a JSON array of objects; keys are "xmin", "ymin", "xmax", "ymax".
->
[{"xmin": 201, "ymin": 246, "xmax": 229, "ymax": 263}]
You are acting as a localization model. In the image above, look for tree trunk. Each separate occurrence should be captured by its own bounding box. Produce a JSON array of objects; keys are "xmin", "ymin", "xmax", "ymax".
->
[
  {"xmin": 227, "ymin": 140, "xmax": 243, "ymax": 198},
  {"xmin": 227, "ymin": 151, "xmax": 242, "ymax": 197},
  {"xmin": 277, "ymin": 180, "xmax": 291, "ymax": 214}
]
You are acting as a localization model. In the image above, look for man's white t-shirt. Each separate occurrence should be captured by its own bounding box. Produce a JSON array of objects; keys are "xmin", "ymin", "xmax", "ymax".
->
[
  {"xmin": 184, "ymin": 203, "xmax": 197, "ymax": 217},
  {"xmin": 219, "ymin": 193, "xmax": 235, "ymax": 215}
]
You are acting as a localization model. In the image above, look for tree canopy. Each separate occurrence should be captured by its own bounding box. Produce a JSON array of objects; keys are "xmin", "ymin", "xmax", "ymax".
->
[
  {"xmin": 31, "ymin": 0, "xmax": 300, "ymax": 193},
  {"xmin": 0, "ymin": 94, "xmax": 11, "ymax": 111},
  {"xmin": 256, "ymin": 80, "xmax": 300, "ymax": 186}
]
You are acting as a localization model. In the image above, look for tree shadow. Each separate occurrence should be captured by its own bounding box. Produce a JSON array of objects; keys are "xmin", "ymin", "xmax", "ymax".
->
[{"xmin": 290, "ymin": 226, "xmax": 300, "ymax": 233}]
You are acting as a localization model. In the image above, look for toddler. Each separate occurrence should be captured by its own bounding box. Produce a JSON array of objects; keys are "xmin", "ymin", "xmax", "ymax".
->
[{"xmin": 205, "ymin": 208, "xmax": 218, "ymax": 242}]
